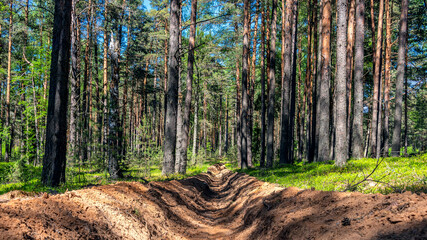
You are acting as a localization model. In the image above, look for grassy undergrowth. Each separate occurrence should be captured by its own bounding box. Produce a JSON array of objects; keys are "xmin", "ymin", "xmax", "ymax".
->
[
  {"xmin": 0, "ymin": 159, "xmax": 222, "ymax": 195},
  {"xmin": 1, "ymin": 154, "xmax": 426, "ymax": 196},
  {"xmin": 239, "ymin": 154, "xmax": 427, "ymax": 194}
]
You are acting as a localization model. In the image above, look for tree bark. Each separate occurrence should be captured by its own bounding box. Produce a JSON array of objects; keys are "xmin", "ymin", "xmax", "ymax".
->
[
  {"xmin": 313, "ymin": 0, "xmax": 321, "ymax": 162},
  {"xmin": 224, "ymin": 95, "xmax": 229, "ymax": 153},
  {"xmin": 162, "ymin": 0, "xmax": 180, "ymax": 175},
  {"xmin": 317, "ymin": 0, "xmax": 331, "ymax": 162},
  {"xmin": 335, "ymin": 0, "xmax": 348, "ymax": 166},
  {"xmin": 260, "ymin": 0, "xmax": 266, "ymax": 167},
  {"xmin": 176, "ymin": 0, "xmax": 196, "ymax": 174},
  {"xmin": 305, "ymin": 0, "xmax": 314, "ymax": 162},
  {"xmin": 81, "ymin": 0, "xmax": 93, "ymax": 164},
  {"xmin": 108, "ymin": 34, "xmax": 123, "ymax": 179},
  {"xmin": 248, "ymin": 0, "xmax": 260, "ymax": 168},
  {"xmin": 5, "ymin": 0, "xmax": 13, "ymax": 162},
  {"xmin": 383, "ymin": 0, "xmax": 391, "ymax": 156},
  {"xmin": 191, "ymin": 95, "xmax": 199, "ymax": 165},
  {"xmin": 290, "ymin": 0, "xmax": 298, "ymax": 163},
  {"xmin": 69, "ymin": 0, "xmax": 80, "ymax": 162},
  {"xmin": 240, "ymin": 0, "xmax": 250, "ymax": 169},
  {"xmin": 235, "ymin": 22, "xmax": 242, "ymax": 167},
  {"xmin": 279, "ymin": 0, "xmax": 294, "ymax": 165},
  {"xmin": 391, "ymin": 0, "xmax": 408, "ymax": 156},
  {"xmin": 266, "ymin": 0, "xmax": 277, "ymax": 168},
  {"xmin": 370, "ymin": 0, "xmax": 384, "ymax": 158},
  {"xmin": 382, "ymin": 0, "xmax": 391, "ymax": 156},
  {"xmin": 346, "ymin": 0, "xmax": 356, "ymax": 154},
  {"xmin": 103, "ymin": 0, "xmax": 109, "ymax": 161},
  {"xmin": 41, "ymin": 0, "xmax": 72, "ymax": 187},
  {"xmin": 352, "ymin": 0, "xmax": 365, "ymax": 159}
]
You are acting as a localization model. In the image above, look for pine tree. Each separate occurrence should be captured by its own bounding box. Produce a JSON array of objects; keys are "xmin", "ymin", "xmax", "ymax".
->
[{"xmin": 41, "ymin": 0, "xmax": 72, "ymax": 187}]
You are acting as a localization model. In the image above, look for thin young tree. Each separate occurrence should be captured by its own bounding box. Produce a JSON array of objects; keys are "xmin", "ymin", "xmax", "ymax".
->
[
  {"xmin": 335, "ymin": 0, "xmax": 348, "ymax": 166},
  {"xmin": 163, "ymin": 0, "xmax": 180, "ymax": 175},
  {"xmin": 352, "ymin": 0, "xmax": 365, "ymax": 159},
  {"xmin": 41, "ymin": 0, "xmax": 72, "ymax": 186},
  {"xmin": 391, "ymin": 0, "xmax": 409, "ymax": 157}
]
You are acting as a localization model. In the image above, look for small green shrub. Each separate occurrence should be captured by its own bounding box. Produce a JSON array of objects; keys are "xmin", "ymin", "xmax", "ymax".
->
[{"xmin": 0, "ymin": 162, "xmax": 14, "ymax": 184}]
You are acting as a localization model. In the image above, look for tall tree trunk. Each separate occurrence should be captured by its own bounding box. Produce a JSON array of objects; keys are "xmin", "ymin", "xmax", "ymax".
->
[
  {"xmin": 383, "ymin": 0, "xmax": 391, "ymax": 156},
  {"xmin": 41, "ymin": 0, "xmax": 72, "ymax": 187},
  {"xmin": 120, "ymin": 9, "xmax": 131, "ymax": 164},
  {"xmin": 370, "ymin": 0, "xmax": 376, "ymax": 67},
  {"xmin": 162, "ymin": 21, "xmax": 169, "ymax": 147},
  {"xmin": 266, "ymin": 0, "xmax": 277, "ymax": 168},
  {"xmin": 279, "ymin": 0, "xmax": 293, "ymax": 165},
  {"xmin": 403, "ymin": 60, "xmax": 408, "ymax": 156},
  {"xmin": 346, "ymin": 0, "xmax": 356, "ymax": 155},
  {"xmin": 260, "ymin": 0, "xmax": 266, "ymax": 167},
  {"xmin": 376, "ymin": 50, "xmax": 383, "ymax": 157},
  {"xmin": 235, "ymin": 22, "xmax": 242, "ymax": 167},
  {"xmin": 81, "ymin": 0, "xmax": 93, "ymax": 164},
  {"xmin": 352, "ymin": 0, "xmax": 365, "ymax": 159},
  {"xmin": 240, "ymin": 0, "xmax": 250, "ymax": 169},
  {"xmin": 290, "ymin": 0, "xmax": 298, "ymax": 163},
  {"xmin": 30, "ymin": 69, "xmax": 40, "ymax": 165},
  {"xmin": 108, "ymin": 34, "xmax": 123, "ymax": 179},
  {"xmin": 248, "ymin": 0, "xmax": 260, "ymax": 168},
  {"xmin": 103, "ymin": 0, "xmax": 109, "ymax": 161},
  {"xmin": 224, "ymin": 95, "xmax": 229, "ymax": 153},
  {"xmin": 20, "ymin": 0, "xmax": 29, "ymax": 159},
  {"xmin": 219, "ymin": 97, "xmax": 222, "ymax": 156},
  {"xmin": 69, "ymin": 0, "xmax": 80, "ymax": 162},
  {"xmin": 5, "ymin": 0, "xmax": 13, "ymax": 162},
  {"xmin": 191, "ymin": 95, "xmax": 199, "ymax": 165},
  {"xmin": 370, "ymin": 0, "xmax": 384, "ymax": 158},
  {"xmin": 313, "ymin": 0, "xmax": 321, "ymax": 162},
  {"xmin": 162, "ymin": 0, "xmax": 180, "ymax": 175},
  {"xmin": 176, "ymin": 0, "xmax": 196, "ymax": 174},
  {"xmin": 305, "ymin": 0, "xmax": 313, "ymax": 162},
  {"xmin": 317, "ymin": 0, "xmax": 331, "ymax": 162},
  {"xmin": 94, "ymin": 37, "xmax": 102, "ymax": 150},
  {"xmin": 296, "ymin": 38, "xmax": 303, "ymax": 161},
  {"xmin": 203, "ymin": 80, "xmax": 207, "ymax": 153},
  {"xmin": 0, "ymin": 23, "xmax": 2, "ymax": 162},
  {"xmin": 391, "ymin": 0, "xmax": 408, "ymax": 156},
  {"xmin": 335, "ymin": 0, "xmax": 348, "ymax": 166}
]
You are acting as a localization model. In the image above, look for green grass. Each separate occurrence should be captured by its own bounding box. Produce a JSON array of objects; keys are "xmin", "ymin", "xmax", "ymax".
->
[
  {"xmin": 0, "ymin": 159, "xmax": 221, "ymax": 195},
  {"xmin": 239, "ymin": 154, "xmax": 427, "ymax": 194},
  {"xmin": 1, "ymin": 154, "xmax": 426, "ymax": 196}
]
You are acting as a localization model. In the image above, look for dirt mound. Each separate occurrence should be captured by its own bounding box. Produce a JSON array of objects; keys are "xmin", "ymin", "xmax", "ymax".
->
[{"xmin": 1, "ymin": 163, "xmax": 426, "ymax": 239}]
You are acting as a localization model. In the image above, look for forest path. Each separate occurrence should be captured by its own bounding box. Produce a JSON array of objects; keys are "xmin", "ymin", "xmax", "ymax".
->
[{"xmin": 0, "ymin": 163, "xmax": 426, "ymax": 239}]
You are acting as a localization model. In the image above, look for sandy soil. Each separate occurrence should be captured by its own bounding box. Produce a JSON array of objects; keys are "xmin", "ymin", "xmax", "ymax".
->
[{"xmin": 0, "ymin": 163, "xmax": 426, "ymax": 239}]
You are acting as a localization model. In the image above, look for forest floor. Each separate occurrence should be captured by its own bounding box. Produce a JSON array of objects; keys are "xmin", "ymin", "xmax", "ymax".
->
[{"xmin": 0, "ymin": 163, "xmax": 426, "ymax": 240}]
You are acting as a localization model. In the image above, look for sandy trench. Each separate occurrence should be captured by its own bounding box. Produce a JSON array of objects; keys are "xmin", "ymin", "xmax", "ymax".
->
[{"xmin": 0, "ymin": 163, "xmax": 426, "ymax": 240}]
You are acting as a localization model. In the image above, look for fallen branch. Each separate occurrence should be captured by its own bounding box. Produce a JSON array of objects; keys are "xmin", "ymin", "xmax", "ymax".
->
[{"xmin": 343, "ymin": 157, "xmax": 384, "ymax": 192}]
